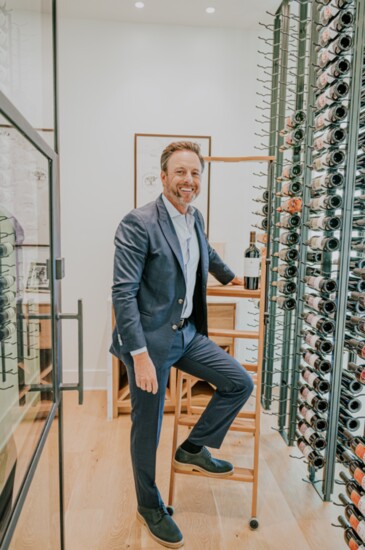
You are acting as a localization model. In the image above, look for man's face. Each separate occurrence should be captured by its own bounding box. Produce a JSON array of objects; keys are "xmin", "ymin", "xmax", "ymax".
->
[{"xmin": 161, "ymin": 150, "xmax": 202, "ymax": 213}]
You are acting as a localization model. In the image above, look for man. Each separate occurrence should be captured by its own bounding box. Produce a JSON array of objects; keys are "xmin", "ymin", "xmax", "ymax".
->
[{"xmin": 111, "ymin": 141, "xmax": 254, "ymax": 548}]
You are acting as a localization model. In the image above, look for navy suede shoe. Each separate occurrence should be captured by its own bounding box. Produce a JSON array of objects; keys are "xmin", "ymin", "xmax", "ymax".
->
[
  {"xmin": 137, "ymin": 504, "xmax": 183, "ymax": 548},
  {"xmin": 174, "ymin": 445, "xmax": 234, "ymax": 477}
]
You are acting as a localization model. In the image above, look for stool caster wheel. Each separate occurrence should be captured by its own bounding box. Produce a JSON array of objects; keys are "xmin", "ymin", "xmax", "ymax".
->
[
  {"xmin": 166, "ymin": 505, "xmax": 174, "ymax": 516},
  {"xmin": 249, "ymin": 518, "xmax": 259, "ymax": 530}
]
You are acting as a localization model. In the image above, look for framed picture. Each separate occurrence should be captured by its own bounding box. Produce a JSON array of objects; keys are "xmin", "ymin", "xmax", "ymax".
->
[
  {"xmin": 134, "ymin": 133, "xmax": 212, "ymax": 235},
  {"xmin": 26, "ymin": 261, "xmax": 49, "ymax": 291}
]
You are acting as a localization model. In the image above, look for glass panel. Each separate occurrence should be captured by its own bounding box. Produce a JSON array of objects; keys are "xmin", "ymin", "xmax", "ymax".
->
[
  {"xmin": 0, "ymin": 1, "xmax": 55, "ymax": 144},
  {"xmin": 8, "ymin": 416, "xmax": 61, "ymax": 550},
  {"xmin": 0, "ymin": 113, "xmax": 55, "ymax": 545}
]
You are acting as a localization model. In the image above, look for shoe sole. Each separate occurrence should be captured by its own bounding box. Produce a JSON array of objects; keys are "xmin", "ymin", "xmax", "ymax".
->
[
  {"xmin": 173, "ymin": 459, "xmax": 234, "ymax": 478},
  {"xmin": 136, "ymin": 511, "xmax": 184, "ymax": 549}
]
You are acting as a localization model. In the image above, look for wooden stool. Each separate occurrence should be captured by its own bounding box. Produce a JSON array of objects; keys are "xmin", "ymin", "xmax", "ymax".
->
[{"xmin": 168, "ymin": 252, "xmax": 266, "ymax": 529}]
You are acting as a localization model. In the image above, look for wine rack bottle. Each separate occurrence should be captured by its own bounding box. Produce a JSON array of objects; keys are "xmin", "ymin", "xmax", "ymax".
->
[
  {"xmin": 277, "ymin": 197, "xmax": 302, "ymax": 214},
  {"xmin": 272, "ymin": 279, "xmax": 297, "ymax": 295},
  {"xmin": 280, "ymin": 163, "xmax": 303, "ymax": 180},
  {"xmin": 301, "ymin": 366, "xmax": 331, "ymax": 394},
  {"xmin": 303, "ymin": 293, "xmax": 337, "ymax": 314},
  {"xmin": 306, "ymin": 214, "xmax": 342, "ymax": 231},
  {"xmin": 304, "ymin": 276, "xmax": 337, "ymax": 294},
  {"xmin": 338, "ymin": 428, "xmax": 365, "ymax": 464},
  {"xmin": 343, "ymin": 501, "xmax": 365, "ymax": 544},
  {"xmin": 281, "ymin": 128, "xmax": 305, "ymax": 150},
  {"xmin": 316, "ymin": 57, "xmax": 351, "ymax": 87},
  {"xmin": 0, "ymin": 307, "xmax": 15, "ymax": 324},
  {"xmin": 278, "ymin": 231, "xmax": 300, "ymax": 246},
  {"xmin": 296, "ymin": 434, "xmax": 325, "ymax": 469},
  {"xmin": 301, "ymin": 347, "xmax": 332, "ymax": 374},
  {"xmin": 274, "ymin": 247, "xmax": 300, "ymax": 262},
  {"xmin": 317, "ymin": 33, "xmax": 353, "ymax": 68},
  {"xmin": 0, "ymin": 274, "xmax": 15, "ymax": 290},
  {"xmin": 349, "ymin": 292, "xmax": 365, "ymax": 308},
  {"xmin": 306, "ymin": 251, "xmax": 323, "ymax": 263},
  {"xmin": 308, "ymin": 193, "xmax": 343, "ymax": 211},
  {"xmin": 338, "ymin": 514, "xmax": 365, "ymax": 550},
  {"xmin": 276, "ymin": 212, "xmax": 301, "ymax": 229},
  {"xmin": 0, "ymin": 323, "xmax": 16, "ymax": 341},
  {"xmin": 313, "ymin": 127, "xmax": 347, "ymax": 151},
  {"xmin": 285, "ymin": 110, "xmax": 306, "ymax": 130},
  {"xmin": 339, "ymin": 407, "xmax": 361, "ymax": 432},
  {"xmin": 311, "ymin": 171, "xmax": 344, "ymax": 191},
  {"xmin": 298, "ymin": 401, "xmax": 328, "ymax": 431},
  {"xmin": 342, "ymin": 371, "xmax": 363, "ymax": 395},
  {"xmin": 301, "ymin": 329, "xmax": 333, "ymax": 354},
  {"xmin": 244, "ymin": 231, "xmax": 260, "ymax": 290},
  {"xmin": 0, "ymin": 290, "xmax": 15, "ymax": 308},
  {"xmin": 302, "ymin": 311, "xmax": 335, "ymax": 335},
  {"xmin": 339, "ymin": 471, "xmax": 365, "ymax": 515},
  {"xmin": 344, "ymin": 336, "xmax": 365, "ymax": 360},
  {"xmin": 0, "ymin": 242, "xmax": 14, "ymax": 258},
  {"xmin": 348, "ymin": 362, "xmax": 365, "ymax": 384},
  {"xmin": 304, "ymin": 235, "xmax": 340, "ymax": 252},
  {"xmin": 271, "ymin": 296, "xmax": 296, "ymax": 311},
  {"xmin": 297, "ymin": 417, "xmax": 327, "ymax": 450},
  {"xmin": 339, "ymin": 392, "xmax": 363, "ymax": 414},
  {"xmin": 315, "ymin": 80, "xmax": 349, "ymax": 110},
  {"xmin": 272, "ymin": 264, "xmax": 298, "ymax": 278},
  {"xmin": 313, "ymin": 149, "xmax": 346, "ymax": 170},
  {"xmin": 314, "ymin": 103, "xmax": 347, "ymax": 131},
  {"xmin": 298, "ymin": 382, "xmax": 329, "ymax": 413},
  {"xmin": 277, "ymin": 180, "xmax": 302, "ymax": 197}
]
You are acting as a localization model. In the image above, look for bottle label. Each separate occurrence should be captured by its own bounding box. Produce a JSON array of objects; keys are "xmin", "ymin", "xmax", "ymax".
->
[
  {"xmin": 358, "ymin": 520, "xmax": 365, "ymax": 543},
  {"xmin": 305, "ymin": 409, "xmax": 315, "ymax": 423},
  {"xmin": 306, "ymin": 390, "xmax": 316, "ymax": 404},
  {"xmin": 307, "ymin": 372, "xmax": 317, "ymax": 386},
  {"xmin": 244, "ymin": 257, "xmax": 260, "ymax": 278},
  {"xmin": 305, "ymin": 333, "xmax": 319, "ymax": 348},
  {"xmin": 302, "ymin": 445, "xmax": 312, "ymax": 460},
  {"xmin": 304, "ymin": 426, "xmax": 314, "ymax": 442},
  {"xmin": 349, "ymin": 540, "xmax": 358, "ymax": 550},
  {"xmin": 356, "ymin": 443, "xmax": 365, "ymax": 463},
  {"xmin": 354, "ymin": 468, "xmax": 365, "ymax": 491},
  {"xmin": 358, "ymin": 495, "xmax": 365, "ymax": 516}
]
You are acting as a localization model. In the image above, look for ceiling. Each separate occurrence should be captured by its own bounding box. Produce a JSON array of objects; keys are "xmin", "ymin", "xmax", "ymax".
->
[{"xmin": 57, "ymin": 0, "xmax": 280, "ymax": 30}]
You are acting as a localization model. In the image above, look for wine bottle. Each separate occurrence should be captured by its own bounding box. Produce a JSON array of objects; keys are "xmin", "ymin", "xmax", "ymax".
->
[
  {"xmin": 0, "ymin": 323, "xmax": 16, "ymax": 341},
  {"xmin": 304, "ymin": 274, "xmax": 337, "ymax": 293},
  {"xmin": 0, "ymin": 275, "xmax": 15, "ymax": 290},
  {"xmin": 311, "ymin": 171, "xmax": 344, "ymax": 192},
  {"xmin": 305, "ymin": 235, "xmax": 340, "ymax": 252},
  {"xmin": 349, "ymin": 293, "xmax": 365, "ymax": 308},
  {"xmin": 302, "ymin": 348, "xmax": 332, "ymax": 374},
  {"xmin": 319, "ymin": 3, "xmax": 340, "ymax": 25},
  {"xmin": 318, "ymin": 0, "xmax": 353, "ymax": 7},
  {"xmin": 313, "ymin": 127, "xmax": 346, "ymax": 151},
  {"xmin": 315, "ymin": 80, "xmax": 349, "ymax": 110},
  {"xmin": 277, "ymin": 197, "xmax": 302, "ymax": 214},
  {"xmin": 317, "ymin": 34, "xmax": 353, "ymax": 68},
  {"xmin": 277, "ymin": 180, "xmax": 302, "ymax": 197},
  {"xmin": 280, "ymin": 163, "xmax": 303, "ymax": 180},
  {"xmin": 349, "ymin": 278, "xmax": 365, "ymax": 292},
  {"xmin": 244, "ymin": 231, "xmax": 260, "ymax": 290},
  {"xmin": 343, "ymin": 501, "xmax": 365, "ymax": 544},
  {"xmin": 347, "ymin": 301, "xmax": 365, "ymax": 315},
  {"xmin": 276, "ymin": 212, "xmax": 301, "ymax": 229},
  {"xmin": 344, "ymin": 336, "xmax": 365, "ymax": 360},
  {"xmin": 306, "ymin": 251, "xmax": 323, "ymax": 263},
  {"xmin": 339, "ymin": 407, "xmax": 361, "ymax": 432},
  {"xmin": 301, "ymin": 366, "xmax": 330, "ymax": 394},
  {"xmin": 301, "ymin": 329, "xmax": 333, "ymax": 354},
  {"xmin": 0, "ymin": 307, "xmax": 16, "ymax": 324},
  {"xmin": 298, "ymin": 382, "xmax": 329, "ymax": 413},
  {"xmin": 253, "ymin": 219, "xmax": 268, "ymax": 231},
  {"xmin": 340, "ymin": 471, "xmax": 365, "ymax": 515},
  {"xmin": 272, "ymin": 264, "xmax": 298, "ymax": 278},
  {"xmin": 307, "ymin": 214, "xmax": 341, "ymax": 231},
  {"xmin": 271, "ymin": 296, "xmax": 296, "ymax": 311},
  {"xmin": 281, "ymin": 128, "xmax": 305, "ymax": 150},
  {"xmin": 297, "ymin": 417, "xmax": 327, "ymax": 450},
  {"xmin": 278, "ymin": 231, "xmax": 300, "ymax": 246},
  {"xmin": 353, "ymin": 218, "xmax": 365, "ymax": 229},
  {"xmin": 308, "ymin": 193, "xmax": 342, "ymax": 211},
  {"xmin": 272, "ymin": 279, "xmax": 297, "ymax": 295},
  {"xmin": 274, "ymin": 248, "xmax": 300, "ymax": 262},
  {"xmin": 0, "ymin": 242, "xmax": 14, "ymax": 258},
  {"xmin": 340, "ymin": 391, "xmax": 362, "ymax": 414},
  {"xmin": 302, "ymin": 311, "xmax": 335, "ymax": 335},
  {"xmin": 338, "ymin": 513, "xmax": 365, "ymax": 550},
  {"xmin": 296, "ymin": 432, "xmax": 325, "ymax": 469},
  {"xmin": 285, "ymin": 110, "xmax": 306, "ymax": 130},
  {"xmin": 298, "ymin": 401, "xmax": 327, "ymax": 432},
  {"xmin": 314, "ymin": 148, "xmax": 346, "ymax": 170},
  {"xmin": 318, "ymin": 9, "xmax": 354, "ymax": 48},
  {"xmin": 348, "ymin": 362, "xmax": 365, "ymax": 384},
  {"xmin": 339, "ymin": 428, "xmax": 365, "ymax": 463},
  {"xmin": 342, "ymin": 371, "xmax": 363, "ymax": 395},
  {"xmin": 0, "ymin": 291, "xmax": 15, "ymax": 308},
  {"xmin": 314, "ymin": 103, "xmax": 347, "ymax": 131},
  {"xmin": 339, "ymin": 453, "xmax": 365, "ymax": 491},
  {"xmin": 353, "ymin": 269, "xmax": 365, "ymax": 282},
  {"xmin": 303, "ymin": 293, "xmax": 337, "ymax": 314},
  {"xmin": 349, "ymin": 259, "xmax": 365, "ymax": 271}
]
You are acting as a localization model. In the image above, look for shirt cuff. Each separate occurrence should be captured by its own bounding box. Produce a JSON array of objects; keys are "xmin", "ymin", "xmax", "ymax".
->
[{"xmin": 130, "ymin": 346, "xmax": 147, "ymax": 356}]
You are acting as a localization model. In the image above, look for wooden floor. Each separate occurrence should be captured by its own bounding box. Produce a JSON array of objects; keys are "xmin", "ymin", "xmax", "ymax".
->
[{"xmin": 61, "ymin": 391, "xmax": 341, "ymax": 550}]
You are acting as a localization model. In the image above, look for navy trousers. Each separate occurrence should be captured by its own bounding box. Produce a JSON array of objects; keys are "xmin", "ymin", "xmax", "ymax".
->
[{"xmin": 122, "ymin": 319, "xmax": 254, "ymax": 509}]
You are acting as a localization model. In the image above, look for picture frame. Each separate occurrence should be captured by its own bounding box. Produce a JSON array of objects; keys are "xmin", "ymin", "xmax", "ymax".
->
[
  {"xmin": 26, "ymin": 261, "xmax": 50, "ymax": 292},
  {"xmin": 134, "ymin": 133, "xmax": 212, "ymax": 235}
]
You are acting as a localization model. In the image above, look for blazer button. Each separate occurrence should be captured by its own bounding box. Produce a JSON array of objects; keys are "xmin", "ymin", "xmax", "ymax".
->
[
  {"xmin": 172, "ymin": 324, "xmax": 178, "ymax": 331},
  {"xmin": 178, "ymin": 299, "xmax": 184, "ymax": 304}
]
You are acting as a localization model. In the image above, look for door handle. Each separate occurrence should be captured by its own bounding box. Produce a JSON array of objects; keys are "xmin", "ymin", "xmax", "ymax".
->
[{"xmin": 58, "ymin": 299, "xmax": 84, "ymax": 404}]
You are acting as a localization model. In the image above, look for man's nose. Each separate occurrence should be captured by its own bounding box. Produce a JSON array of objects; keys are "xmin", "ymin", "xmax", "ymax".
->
[{"xmin": 185, "ymin": 172, "xmax": 193, "ymax": 183}]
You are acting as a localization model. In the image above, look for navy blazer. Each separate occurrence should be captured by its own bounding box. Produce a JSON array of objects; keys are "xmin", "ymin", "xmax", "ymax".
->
[{"xmin": 110, "ymin": 195, "xmax": 235, "ymax": 367}]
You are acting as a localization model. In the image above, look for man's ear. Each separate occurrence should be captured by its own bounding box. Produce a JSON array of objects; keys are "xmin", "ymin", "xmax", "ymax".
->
[{"xmin": 160, "ymin": 171, "xmax": 166, "ymax": 186}]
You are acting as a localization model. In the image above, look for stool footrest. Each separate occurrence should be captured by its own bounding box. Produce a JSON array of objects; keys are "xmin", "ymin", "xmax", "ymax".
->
[
  {"xmin": 172, "ymin": 465, "xmax": 254, "ymax": 483},
  {"xmin": 177, "ymin": 414, "xmax": 256, "ymax": 433},
  {"xmin": 208, "ymin": 328, "xmax": 259, "ymax": 339}
]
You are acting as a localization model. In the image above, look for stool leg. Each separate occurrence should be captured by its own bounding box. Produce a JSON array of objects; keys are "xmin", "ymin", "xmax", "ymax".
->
[{"xmin": 168, "ymin": 369, "xmax": 183, "ymax": 506}]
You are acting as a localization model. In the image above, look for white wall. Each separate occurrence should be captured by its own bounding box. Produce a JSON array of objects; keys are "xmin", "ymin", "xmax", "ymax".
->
[{"xmin": 58, "ymin": 19, "xmax": 263, "ymax": 388}]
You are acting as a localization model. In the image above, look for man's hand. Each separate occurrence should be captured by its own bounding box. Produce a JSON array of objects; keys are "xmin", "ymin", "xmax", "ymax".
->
[
  {"xmin": 230, "ymin": 276, "xmax": 244, "ymax": 286},
  {"xmin": 133, "ymin": 351, "xmax": 158, "ymax": 394}
]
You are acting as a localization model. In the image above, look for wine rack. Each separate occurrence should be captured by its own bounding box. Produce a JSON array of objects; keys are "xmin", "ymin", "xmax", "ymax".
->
[{"xmin": 254, "ymin": 0, "xmax": 365, "ymax": 527}]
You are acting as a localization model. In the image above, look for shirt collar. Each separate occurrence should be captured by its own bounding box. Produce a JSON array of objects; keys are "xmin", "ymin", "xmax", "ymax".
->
[{"xmin": 162, "ymin": 193, "xmax": 195, "ymax": 219}]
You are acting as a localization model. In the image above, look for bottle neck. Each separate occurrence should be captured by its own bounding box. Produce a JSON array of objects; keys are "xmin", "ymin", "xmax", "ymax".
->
[{"xmin": 249, "ymin": 231, "xmax": 256, "ymax": 246}]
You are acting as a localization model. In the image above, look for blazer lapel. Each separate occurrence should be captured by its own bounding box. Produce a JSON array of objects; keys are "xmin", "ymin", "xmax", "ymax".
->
[
  {"xmin": 193, "ymin": 211, "xmax": 209, "ymax": 283},
  {"xmin": 156, "ymin": 196, "xmax": 185, "ymax": 275}
]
